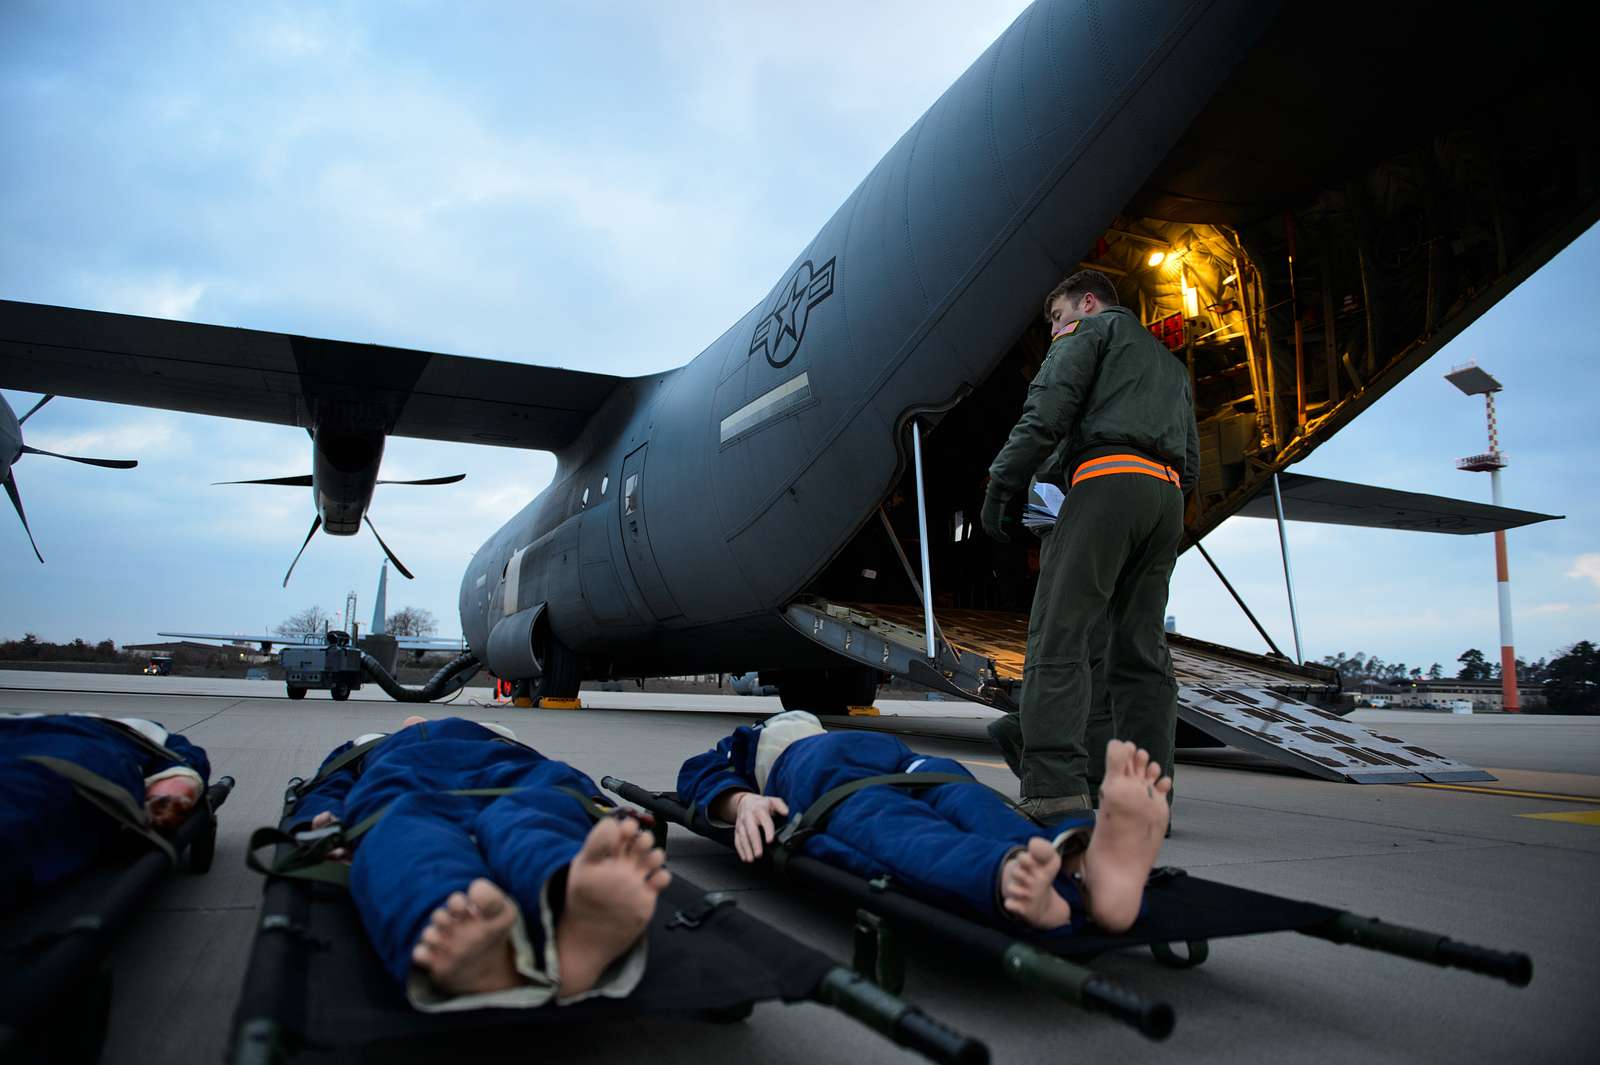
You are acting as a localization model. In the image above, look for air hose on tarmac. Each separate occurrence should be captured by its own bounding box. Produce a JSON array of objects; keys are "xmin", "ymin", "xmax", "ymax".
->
[{"xmin": 359, "ymin": 651, "xmax": 481, "ymax": 703}]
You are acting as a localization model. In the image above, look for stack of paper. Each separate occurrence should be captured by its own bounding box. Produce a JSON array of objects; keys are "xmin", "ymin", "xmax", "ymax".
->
[{"xmin": 1023, "ymin": 481, "xmax": 1063, "ymax": 530}]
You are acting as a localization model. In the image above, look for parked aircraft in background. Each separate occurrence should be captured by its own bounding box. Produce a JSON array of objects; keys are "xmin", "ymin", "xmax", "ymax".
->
[
  {"xmin": 1, "ymin": 1, "xmax": 1590, "ymax": 782},
  {"xmin": 158, "ymin": 559, "xmax": 465, "ymax": 655},
  {"xmin": 1, "ymin": 392, "xmax": 137, "ymax": 562}
]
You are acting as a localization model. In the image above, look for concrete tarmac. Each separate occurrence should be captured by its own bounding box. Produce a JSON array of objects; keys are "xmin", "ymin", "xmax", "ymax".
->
[{"xmin": 4, "ymin": 671, "xmax": 1597, "ymax": 1064}]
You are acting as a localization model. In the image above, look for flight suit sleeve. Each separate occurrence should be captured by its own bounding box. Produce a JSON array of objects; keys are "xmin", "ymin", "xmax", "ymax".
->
[
  {"xmin": 286, "ymin": 740, "xmax": 360, "ymax": 829},
  {"xmin": 676, "ymin": 727, "xmax": 761, "ymax": 823},
  {"xmin": 986, "ymin": 325, "xmax": 1105, "ymax": 497},
  {"xmin": 1180, "ymin": 381, "xmax": 1199, "ymax": 494}
]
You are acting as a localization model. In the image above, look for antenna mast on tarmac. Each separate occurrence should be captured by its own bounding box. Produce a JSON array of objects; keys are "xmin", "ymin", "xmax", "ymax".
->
[{"xmin": 1445, "ymin": 361, "xmax": 1520, "ymax": 713}]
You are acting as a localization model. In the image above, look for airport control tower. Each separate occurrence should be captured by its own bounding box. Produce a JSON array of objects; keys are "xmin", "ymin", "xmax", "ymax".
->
[{"xmin": 1446, "ymin": 361, "xmax": 1519, "ymax": 713}]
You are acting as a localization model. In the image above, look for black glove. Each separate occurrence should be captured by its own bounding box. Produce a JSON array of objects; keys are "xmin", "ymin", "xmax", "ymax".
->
[{"xmin": 981, "ymin": 489, "xmax": 1012, "ymax": 542}]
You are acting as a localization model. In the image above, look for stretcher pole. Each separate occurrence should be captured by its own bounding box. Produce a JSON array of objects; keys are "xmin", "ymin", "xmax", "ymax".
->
[
  {"xmin": 1303, "ymin": 913, "xmax": 1532, "ymax": 987},
  {"xmin": 818, "ymin": 968, "xmax": 989, "ymax": 1065}
]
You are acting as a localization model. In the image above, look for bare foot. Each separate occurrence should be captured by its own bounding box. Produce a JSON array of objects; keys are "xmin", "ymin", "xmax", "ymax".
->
[
  {"xmin": 1000, "ymin": 837, "xmax": 1073, "ymax": 930},
  {"xmin": 1080, "ymin": 740, "xmax": 1170, "ymax": 932},
  {"xmin": 410, "ymin": 878, "xmax": 523, "ymax": 996},
  {"xmin": 556, "ymin": 817, "xmax": 670, "ymax": 996},
  {"xmin": 401, "ymin": 715, "xmax": 428, "ymax": 728}
]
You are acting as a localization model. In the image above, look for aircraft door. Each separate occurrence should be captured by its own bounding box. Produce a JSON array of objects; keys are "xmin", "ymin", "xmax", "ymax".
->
[{"xmin": 618, "ymin": 443, "xmax": 683, "ymax": 621}]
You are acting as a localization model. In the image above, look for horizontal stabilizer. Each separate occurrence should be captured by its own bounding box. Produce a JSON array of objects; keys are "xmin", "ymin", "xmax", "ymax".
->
[
  {"xmin": 0, "ymin": 299, "xmax": 624, "ymax": 452},
  {"xmin": 1237, "ymin": 473, "xmax": 1561, "ymax": 534}
]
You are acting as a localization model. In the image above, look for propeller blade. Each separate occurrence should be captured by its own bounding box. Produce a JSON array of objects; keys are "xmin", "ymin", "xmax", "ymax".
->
[
  {"xmin": 283, "ymin": 514, "xmax": 322, "ymax": 588},
  {"xmin": 214, "ymin": 474, "xmax": 314, "ymax": 487},
  {"xmin": 364, "ymin": 516, "xmax": 415, "ymax": 580},
  {"xmin": 17, "ymin": 394, "xmax": 53, "ymax": 425},
  {"xmin": 375, "ymin": 474, "xmax": 467, "ymax": 486},
  {"xmin": 3, "ymin": 472, "xmax": 44, "ymax": 563},
  {"xmin": 19, "ymin": 445, "xmax": 137, "ymax": 470}
]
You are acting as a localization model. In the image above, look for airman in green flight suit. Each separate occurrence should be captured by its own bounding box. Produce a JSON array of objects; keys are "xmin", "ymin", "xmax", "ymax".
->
[{"xmin": 983, "ymin": 269, "xmax": 1198, "ymax": 822}]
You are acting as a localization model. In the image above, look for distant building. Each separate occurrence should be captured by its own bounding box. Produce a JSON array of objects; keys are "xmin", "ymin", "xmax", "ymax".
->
[{"xmin": 1382, "ymin": 678, "xmax": 1544, "ymax": 713}]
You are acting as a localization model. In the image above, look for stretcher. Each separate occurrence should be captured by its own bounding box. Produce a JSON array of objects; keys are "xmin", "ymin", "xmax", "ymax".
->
[
  {"xmin": 230, "ymin": 775, "xmax": 989, "ymax": 1065},
  {"xmin": 601, "ymin": 776, "xmax": 1535, "ymax": 1041},
  {"xmin": 0, "ymin": 773, "xmax": 235, "ymax": 1064}
]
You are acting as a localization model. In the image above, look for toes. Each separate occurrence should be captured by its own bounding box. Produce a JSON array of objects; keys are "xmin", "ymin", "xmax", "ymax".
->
[
  {"xmin": 432, "ymin": 907, "xmax": 455, "ymax": 929},
  {"xmin": 446, "ymin": 892, "xmax": 471, "ymax": 919},
  {"xmin": 648, "ymin": 867, "xmax": 672, "ymax": 891},
  {"xmin": 412, "ymin": 942, "xmax": 432, "ymax": 966},
  {"xmin": 421, "ymin": 924, "xmax": 447, "ymax": 949},
  {"xmin": 1026, "ymin": 837, "xmax": 1056, "ymax": 862},
  {"xmin": 1155, "ymin": 776, "xmax": 1173, "ymax": 795},
  {"xmin": 1131, "ymin": 746, "xmax": 1151, "ymax": 775},
  {"xmin": 582, "ymin": 816, "xmax": 623, "ymax": 857},
  {"xmin": 467, "ymin": 878, "xmax": 507, "ymax": 918},
  {"xmin": 640, "ymin": 846, "xmax": 667, "ymax": 873}
]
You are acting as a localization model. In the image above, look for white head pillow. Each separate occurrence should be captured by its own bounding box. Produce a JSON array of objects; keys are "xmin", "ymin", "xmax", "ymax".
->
[{"xmin": 754, "ymin": 710, "xmax": 826, "ymax": 792}]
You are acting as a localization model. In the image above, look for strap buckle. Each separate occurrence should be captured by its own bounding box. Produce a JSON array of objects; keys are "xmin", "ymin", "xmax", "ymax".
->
[{"xmin": 667, "ymin": 892, "xmax": 737, "ymax": 930}]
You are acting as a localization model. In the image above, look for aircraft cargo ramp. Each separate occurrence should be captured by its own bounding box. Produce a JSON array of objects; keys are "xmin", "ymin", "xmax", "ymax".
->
[{"xmin": 784, "ymin": 599, "xmax": 1493, "ymax": 785}]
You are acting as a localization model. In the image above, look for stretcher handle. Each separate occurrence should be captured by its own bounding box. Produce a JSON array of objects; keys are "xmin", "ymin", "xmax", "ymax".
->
[
  {"xmin": 1002, "ymin": 943, "xmax": 1174, "ymax": 1040},
  {"xmin": 818, "ymin": 968, "xmax": 989, "ymax": 1065},
  {"xmin": 1307, "ymin": 914, "xmax": 1533, "ymax": 987},
  {"xmin": 1082, "ymin": 975, "xmax": 1177, "ymax": 1040}
]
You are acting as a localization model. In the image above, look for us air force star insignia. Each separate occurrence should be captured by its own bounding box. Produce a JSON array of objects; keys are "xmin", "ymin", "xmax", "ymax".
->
[{"xmin": 749, "ymin": 256, "xmax": 837, "ymax": 368}]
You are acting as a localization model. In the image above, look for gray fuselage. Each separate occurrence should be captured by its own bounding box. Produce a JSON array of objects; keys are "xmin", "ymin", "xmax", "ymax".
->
[{"xmin": 457, "ymin": 0, "xmax": 1271, "ymax": 681}]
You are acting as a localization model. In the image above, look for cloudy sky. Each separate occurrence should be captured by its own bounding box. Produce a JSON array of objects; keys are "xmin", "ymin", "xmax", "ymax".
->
[{"xmin": 2, "ymin": 1, "xmax": 1595, "ymax": 673}]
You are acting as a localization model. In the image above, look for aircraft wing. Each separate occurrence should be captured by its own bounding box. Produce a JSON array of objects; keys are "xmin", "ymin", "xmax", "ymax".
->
[
  {"xmin": 158, "ymin": 631, "xmax": 305, "ymax": 649},
  {"xmin": 158, "ymin": 631, "xmax": 465, "ymax": 652},
  {"xmin": 0, "ymin": 300, "xmax": 622, "ymax": 451},
  {"xmin": 1234, "ymin": 473, "xmax": 1562, "ymax": 533}
]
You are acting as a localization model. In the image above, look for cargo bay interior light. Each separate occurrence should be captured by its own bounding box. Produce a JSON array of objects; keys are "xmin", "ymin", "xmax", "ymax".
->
[{"xmin": 1146, "ymin": 250, "xmax": 1167, "ymax": 267}]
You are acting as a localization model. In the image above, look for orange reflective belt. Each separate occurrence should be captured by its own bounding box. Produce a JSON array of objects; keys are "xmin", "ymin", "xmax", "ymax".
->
[{"xmin": 1070, "ymin": 453, "xmax": 1179, "ymax": 488}]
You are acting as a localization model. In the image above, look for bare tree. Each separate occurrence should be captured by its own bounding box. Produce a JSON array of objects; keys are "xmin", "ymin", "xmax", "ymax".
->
[
  {"xmin": 386, "ymin": 606, "xmax": 438, "ymax": 637},
  {"xmin": 277, "ymin": 606, "xmax": 336, "ymax": 638}
]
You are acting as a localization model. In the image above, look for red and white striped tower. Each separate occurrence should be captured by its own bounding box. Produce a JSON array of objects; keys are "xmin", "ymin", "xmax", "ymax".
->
[{"xmin": 1445, "ymin": 362, "xmax": 1520, "ymax": 713}]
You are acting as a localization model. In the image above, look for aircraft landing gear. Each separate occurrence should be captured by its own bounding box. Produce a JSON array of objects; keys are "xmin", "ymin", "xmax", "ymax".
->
[
  {"xmin": 768, "ymin": 665, "xmax": 882, "ymax": 715},
  {"xmin": 536, "ymin": 636, "xmax": 581, "ymax": 701}
]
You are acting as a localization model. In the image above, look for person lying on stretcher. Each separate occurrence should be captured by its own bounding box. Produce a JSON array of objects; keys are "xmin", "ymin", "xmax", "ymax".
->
[
  {"xmin": 1, "ymin": 713, "xmax": 210, "ymax": 910},
  {"xmin": 677, "ymin": 712, "xmax": 1170, "ymax": 934},
  {"xmin": 293, "ymin": 715, "xmax": 669, "ymax": 1011}
]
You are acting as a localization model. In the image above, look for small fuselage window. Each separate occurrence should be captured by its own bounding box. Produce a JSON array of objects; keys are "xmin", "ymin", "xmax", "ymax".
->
[
  {"xmin": 600, "ymin": 475, "xmax": 609, "ymax": 496},
  {"xmin": 581, "ymin": 486, "xmax": 590, "ymax": 508},
  {"xmin": 624, "ymin": 473, "xmax": 640, "ymax": 516}
]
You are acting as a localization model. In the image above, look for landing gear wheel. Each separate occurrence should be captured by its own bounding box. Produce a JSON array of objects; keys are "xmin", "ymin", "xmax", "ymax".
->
[
  {"xmin": 536, "ymin": 636, "xmax": 582, "ymax": 701},
  {"xmin": 772, "ymin": 665, "xmax": 882, "ymax": 715},
  {"xmin": 286, "ymin": 685, "xmax": 307, "ymax": 700},
  {"xmin": 330, "ymin": 684, "xmax": 351, "ymax": 702}
]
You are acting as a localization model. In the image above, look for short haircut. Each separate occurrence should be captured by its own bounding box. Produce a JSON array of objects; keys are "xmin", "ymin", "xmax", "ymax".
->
[{"xmin": 1045, "ymin": 269, "xmax": 1119, "ymax": 313}]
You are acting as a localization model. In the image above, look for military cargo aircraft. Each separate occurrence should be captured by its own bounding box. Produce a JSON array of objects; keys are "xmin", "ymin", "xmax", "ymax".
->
[{"xmin": 1, "ymin": 0, "xmax": 1590, "ymax": 781}]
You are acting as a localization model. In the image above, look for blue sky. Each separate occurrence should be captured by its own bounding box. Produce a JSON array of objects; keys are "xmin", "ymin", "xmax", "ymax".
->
[{"xmin": 2, "ymin": 1, "xmax": 1595, "ymax": 672}]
